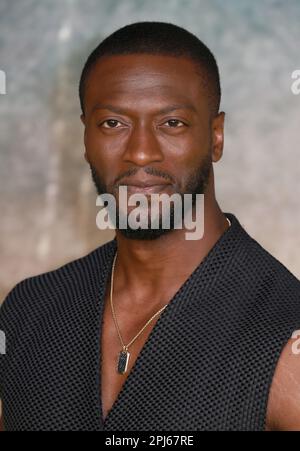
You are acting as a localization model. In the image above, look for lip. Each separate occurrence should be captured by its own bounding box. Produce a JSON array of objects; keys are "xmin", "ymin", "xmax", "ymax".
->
[
  {"xmin": 117, "ymin": 176, "xmax": 173, "ymax": 194},
  {"xmin": 118, "ymin": 177, "xmax": 172, "ymax": 188},
  {"xmin": 124, "ymin": 184, "xmax": 172, "ymax": 194}
]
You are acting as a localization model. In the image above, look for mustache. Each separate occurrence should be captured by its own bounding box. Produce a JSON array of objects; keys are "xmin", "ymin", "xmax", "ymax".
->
[{"xmin": 114, "ymin": 167, "xmax": 176, "ymax": 187}]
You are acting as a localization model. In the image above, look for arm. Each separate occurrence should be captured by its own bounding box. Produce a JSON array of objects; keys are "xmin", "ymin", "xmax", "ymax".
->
[
  {"xmin": 0, "ymin": 414, "xmax": 4, "ymax": 432},
  {"xmin": 266, "ymin": 334, "xmax": 300, "ymax": 431}
]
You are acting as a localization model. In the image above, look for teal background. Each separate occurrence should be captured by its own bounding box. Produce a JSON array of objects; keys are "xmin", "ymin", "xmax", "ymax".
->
[{"xmin": 0, "ymin": 0, "xmax": 300, "ymax": 300}]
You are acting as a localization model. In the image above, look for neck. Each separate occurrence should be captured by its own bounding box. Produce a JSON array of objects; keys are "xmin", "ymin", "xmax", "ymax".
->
[{"xmin": 112, "ymin": 170, "xmax": 229, "ymax": 308}]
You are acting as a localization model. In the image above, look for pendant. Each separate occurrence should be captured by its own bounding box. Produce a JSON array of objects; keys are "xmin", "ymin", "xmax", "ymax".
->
[{"xmin": 117, "ymin": 348, "xmax": 130, "ymax": 374}]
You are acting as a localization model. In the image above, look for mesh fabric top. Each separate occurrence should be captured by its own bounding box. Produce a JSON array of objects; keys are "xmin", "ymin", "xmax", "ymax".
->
[{"xmin": 1, "ymin": 212, "xmax": 300, "ymax": 431}]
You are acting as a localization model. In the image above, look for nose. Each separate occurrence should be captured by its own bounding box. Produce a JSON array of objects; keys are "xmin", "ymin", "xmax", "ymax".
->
[{"xmin": 122, "ymin": 123, "xmax": 164, "ymax": 167}]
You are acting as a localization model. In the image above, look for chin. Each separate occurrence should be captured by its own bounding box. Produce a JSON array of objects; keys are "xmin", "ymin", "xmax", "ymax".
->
[{"xmin": 117, "ymin": 226, "xmax": 174, "ymax": 241}]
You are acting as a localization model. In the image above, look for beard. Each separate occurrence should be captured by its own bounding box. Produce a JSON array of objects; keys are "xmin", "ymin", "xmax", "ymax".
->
[{"xmin": 90, "ymin": 154, "xmax": 211, "ymax": 240}]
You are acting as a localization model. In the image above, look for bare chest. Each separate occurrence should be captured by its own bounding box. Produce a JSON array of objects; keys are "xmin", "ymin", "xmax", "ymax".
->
[{"xmin": 100, "ymin": 294, "xmax": 162, "ymax": 422}]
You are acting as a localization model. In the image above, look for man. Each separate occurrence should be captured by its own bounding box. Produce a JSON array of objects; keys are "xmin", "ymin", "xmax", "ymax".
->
[{"xmin": 1, "ymin": 22, "xmax": 300, "ymax": 431}]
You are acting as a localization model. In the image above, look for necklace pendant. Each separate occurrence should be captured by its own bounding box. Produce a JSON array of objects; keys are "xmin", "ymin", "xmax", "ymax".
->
[{"xmin": 117, "ymin": 349, "xmax": 130, "ymax": 374}]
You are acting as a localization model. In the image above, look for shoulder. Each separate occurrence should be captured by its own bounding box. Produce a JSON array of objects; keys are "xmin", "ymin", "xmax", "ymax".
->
[
  {"xmin": 2, "ymin": 238, "xmax": 115, "ymax": 299},
  {"xmin": 239, "ymin": 226, "xmax": 300, "ymax": 298},
  {"xmin": 266, "ymin": 333, "xmax": 300, "ymax": 431},
  {"xmin": 0, "ymin": 238, "xmax": 116, "ymax": 340},
  {"xmin": 234, "ymin": 224, "xmax": 300, "ymax": 431},
  {"xmin": 247, "ymin": 246, "xmax": 300, "ymax": 430}
]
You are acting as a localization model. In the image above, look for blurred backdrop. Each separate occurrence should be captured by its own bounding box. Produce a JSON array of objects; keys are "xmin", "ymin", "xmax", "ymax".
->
[{"xmin": 0, "ymin": 0, "xmax": 299, "ymax": 302}]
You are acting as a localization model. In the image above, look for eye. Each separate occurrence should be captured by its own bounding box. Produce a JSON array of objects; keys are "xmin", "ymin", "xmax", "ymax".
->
[
  {"xmin": 164, "ymin": 119, "xmax": 186, "ymax": 127},
  {"xmin": 100, "ymin": 119, "xmax": 123, "ymax": 128}
]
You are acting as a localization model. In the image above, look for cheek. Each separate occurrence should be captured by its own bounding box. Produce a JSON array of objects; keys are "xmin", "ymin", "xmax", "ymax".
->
[
  {"xmin": 84, "ymin": 127, "xmax": 123, "ymax": 166},
  {"xmin": 83, "ymin": 129, "xmax": 122, "ymax": 187},
  {"xmin": 161, "ymin": 128, "xmax": 209, "ymax": 170},
  {"xmin": 174, "ymin": 132, "xmax": 211, "ymax": 188}
]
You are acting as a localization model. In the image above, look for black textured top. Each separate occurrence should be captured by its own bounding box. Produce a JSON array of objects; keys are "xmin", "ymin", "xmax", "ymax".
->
[{"xmin": 1, "ymin": 213, "xmax": 300, "ymax": 431}]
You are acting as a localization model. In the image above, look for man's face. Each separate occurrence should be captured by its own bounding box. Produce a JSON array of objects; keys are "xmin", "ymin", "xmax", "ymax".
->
[{"xmin": 81, "ymin": 54, "xmax": 224, "ymax": 239}]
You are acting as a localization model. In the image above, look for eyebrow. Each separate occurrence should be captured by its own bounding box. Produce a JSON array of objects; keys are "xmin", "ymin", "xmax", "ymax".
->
[{"xmin": 91, "ymin": 103, "xmax": 197, "ymax": 115}]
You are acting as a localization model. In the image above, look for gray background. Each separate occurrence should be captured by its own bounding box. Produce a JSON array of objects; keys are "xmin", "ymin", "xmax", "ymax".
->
[{"xmin": 0, "ymin": 0, "xmax": 299, "ymax": 302}]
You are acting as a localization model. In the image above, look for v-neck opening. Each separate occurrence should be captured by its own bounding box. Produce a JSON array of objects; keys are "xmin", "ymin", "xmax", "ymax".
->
[{"xmin": 96, "ymin": 213, "xmax": 238, "ymax": 429}]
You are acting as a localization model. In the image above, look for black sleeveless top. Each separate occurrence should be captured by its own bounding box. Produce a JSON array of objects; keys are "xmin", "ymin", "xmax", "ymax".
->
[{"xmin": 1, "ymin": 213, "xmax": 300, "ymax": 431}]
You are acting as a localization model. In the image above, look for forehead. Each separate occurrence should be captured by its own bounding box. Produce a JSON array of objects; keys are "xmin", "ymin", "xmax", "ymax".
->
[{"xmin": 84, "ymin": 54, "xmax": 209, "ymax": 115}]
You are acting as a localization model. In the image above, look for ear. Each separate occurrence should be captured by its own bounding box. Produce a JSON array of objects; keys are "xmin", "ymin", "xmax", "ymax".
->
[
  {"xmin": 80, "ymin": 114, "xmax": 89, "ymax": 163},
  {"xmin": 211, "ymin": 112, "xmax": 225, "ymax": 163}
]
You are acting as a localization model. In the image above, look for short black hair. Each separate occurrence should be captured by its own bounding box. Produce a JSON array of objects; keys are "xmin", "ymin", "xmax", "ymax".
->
[{"xmin": 79, "ymin": 21, "xmax": 221, "ymax": 117}]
